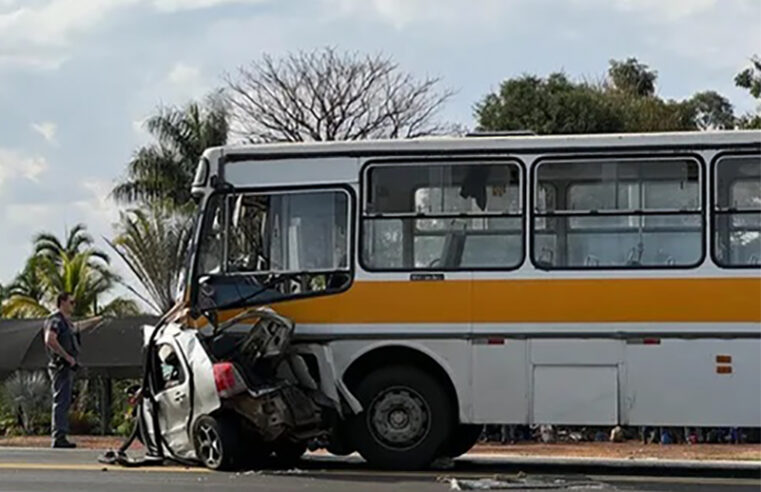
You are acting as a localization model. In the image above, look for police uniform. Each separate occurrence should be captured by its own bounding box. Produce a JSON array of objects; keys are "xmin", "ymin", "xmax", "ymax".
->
[{"xmin": 44, "ymin": 311, "xmax": 79, "ymax": 444}]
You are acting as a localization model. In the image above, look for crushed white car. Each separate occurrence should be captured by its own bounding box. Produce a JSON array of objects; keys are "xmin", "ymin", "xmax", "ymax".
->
[{"xmin": 137, "ymin": 307, "xmax": 342, "ymax": 470}]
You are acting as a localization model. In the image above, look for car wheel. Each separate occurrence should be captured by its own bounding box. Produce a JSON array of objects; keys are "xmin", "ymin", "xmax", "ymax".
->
[
  {"xmin": 193, "ymin": 415, "xmax": 240, "ymax": 471},
  {"xmin": 348, "ymin": 365, "xmax": 453, "ymax": 470},
  {"xmin": 443, "ymin": 424, "xmax": 483, "ymax": 458}
]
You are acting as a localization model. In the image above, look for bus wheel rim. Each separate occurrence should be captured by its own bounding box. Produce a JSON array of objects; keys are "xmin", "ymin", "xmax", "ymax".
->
[{"xmin": 367, "ymin": 386, "xmax": 431, "ymax": 450}]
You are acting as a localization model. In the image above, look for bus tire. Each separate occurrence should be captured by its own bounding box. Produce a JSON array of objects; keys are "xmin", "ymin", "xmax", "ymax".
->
[
  {"xmin": 192, "ymin": 414, "xmax": 241, "ymax": 471},
  {"xmin": 444, "ymin": 424, "xmax": 483, "ymax": 458},
  {"xmin": 348, "ymin": 365, "xmax": 453, "ymax": 470}
]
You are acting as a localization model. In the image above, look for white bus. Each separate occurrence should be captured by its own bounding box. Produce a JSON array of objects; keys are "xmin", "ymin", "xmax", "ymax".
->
[{"xmin": 184, "ymin": 130, "xmax": 761, "ymax": 468}]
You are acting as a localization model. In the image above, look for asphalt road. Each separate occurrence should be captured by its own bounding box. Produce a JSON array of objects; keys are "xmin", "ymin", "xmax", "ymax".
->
[{"xmin": 0, "ymin": 448, "xmax": 757, "ymax": 492}]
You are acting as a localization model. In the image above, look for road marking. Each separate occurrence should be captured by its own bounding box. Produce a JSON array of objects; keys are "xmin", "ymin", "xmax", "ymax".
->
[
  {"xmin": 280, "ymin": 468, "xmax": 761, "ymax": 487},
  {"xmin": 0, "ymin": 463, "xmax": 209, "ymax": 473},
  {"xmin": 0, "ymin": 462, "xmax": 757, "ymax": 487}
]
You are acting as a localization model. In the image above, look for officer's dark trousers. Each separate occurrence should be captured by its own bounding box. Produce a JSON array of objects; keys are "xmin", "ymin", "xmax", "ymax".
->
[{"xmin": 48, "ymin": 366, "xmax": 73, "ymax": 441}]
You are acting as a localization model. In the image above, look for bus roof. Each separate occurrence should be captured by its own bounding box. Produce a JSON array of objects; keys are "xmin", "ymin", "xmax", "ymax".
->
[{"xmin": 211, "ymin": 130, "xmax": 761, "ymax": 160}]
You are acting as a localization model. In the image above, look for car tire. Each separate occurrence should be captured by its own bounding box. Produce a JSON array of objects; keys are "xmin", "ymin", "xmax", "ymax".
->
[
  {"xmin": 348, "ymin": 365, "xmax": 454, "ymax": 470},
  {"xmin": 192, "ymin": 414, "xmax": 241, "ymax": 471},
  {"xmin": 443, "ymin": 424, "xmax": 483, "ymax": 458}
]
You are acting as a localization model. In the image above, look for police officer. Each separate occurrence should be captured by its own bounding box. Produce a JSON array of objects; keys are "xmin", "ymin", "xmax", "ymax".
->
[{"xmin": 43, "ymin": 292, "xmax": 102, "ymax": 448}]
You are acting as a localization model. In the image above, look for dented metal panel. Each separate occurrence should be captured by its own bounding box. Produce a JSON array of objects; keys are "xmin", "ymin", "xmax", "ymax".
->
[{"xmin": 142, "ymin": 308, "xmax": 337, "ymax": 465}]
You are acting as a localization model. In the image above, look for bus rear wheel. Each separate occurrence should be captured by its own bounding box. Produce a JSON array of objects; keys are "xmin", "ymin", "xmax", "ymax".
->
[{"xmin": 348, "ymin": 365, "xmax": 453, "ymax": 469}]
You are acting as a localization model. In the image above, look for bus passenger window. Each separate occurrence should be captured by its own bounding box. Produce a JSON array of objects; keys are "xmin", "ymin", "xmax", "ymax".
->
[
  {"xmin": 361, "ymin": 161, "xmax": 523, "ymax": 271},
  {"xmin": 533, "ymin": 158, "xmax": 702, "ymax": 269},
  {"xmin": 713, "ymin": 155, "xmax": 761, "ymax": 267}
]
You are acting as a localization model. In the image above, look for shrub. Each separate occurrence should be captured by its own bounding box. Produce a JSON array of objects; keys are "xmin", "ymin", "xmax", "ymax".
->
[{"xmin": 2, "ymin": 371, "xmax": 50, "ymax": 434}]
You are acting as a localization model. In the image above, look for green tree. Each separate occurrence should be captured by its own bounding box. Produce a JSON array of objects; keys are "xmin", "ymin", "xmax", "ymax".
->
[
  {"xmin": 608, "ymin": 57, "xmax": 657, "ymax": 97},
  {"xmin": 1, "ymin": 225, "xmax": 137, "ymax": 319},
  {"xmin": 610, "ymin": 92, "xmax": 696, "ymax": 132},
  {"xmin": 2, "ymin": 257, "xmax": 49, "ymax": 318},
  {"xmin": 112, "ymin": 92, "xmax": 229, "ymax": 210},
  {"xmin": 687, "ymin": 91, "xmax": 736, "ymax": 130},
  {"xmin": 735, "ymin": 55, "xmax": 761, "ymax": 129},
  {"xmin": 475, "ymin": 73, "xmax": 623, "ymax": 134},
  {"xmin": 0, "ymin": 282, "xmax": 9, "ymax": 315},
  {"xmin": 108, "ymin": 207, "xmax": 193, "ymax": 314},
  {"xmin": 475, "ymin": 58, "xmax": 734, "ymax": 134},
  {"xmin": 735, "ymin": 55, "xmax": 761, "ymax": 99},
  {"xmin": 32, "ymin": 223, "xmax": 110, "ymax": 269}
]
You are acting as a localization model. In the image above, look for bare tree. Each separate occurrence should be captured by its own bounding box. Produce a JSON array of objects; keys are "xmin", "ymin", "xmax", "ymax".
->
[{"xmin": 225, "ymin": 48, "xmax": 457, "ymax": 142}]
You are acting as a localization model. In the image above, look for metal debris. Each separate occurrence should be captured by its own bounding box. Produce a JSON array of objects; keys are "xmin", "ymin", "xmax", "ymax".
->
[
  {"xmin": 439, "ymin": 475, "xmax": 607, "ymax": 490},
  {"xmin": 268, "ymin": 468, "xmax": 308, "ymax": 475}
]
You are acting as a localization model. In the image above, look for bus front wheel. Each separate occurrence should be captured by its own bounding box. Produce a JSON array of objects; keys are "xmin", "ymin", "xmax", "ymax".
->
[{"xmin": 348, "ymin": 365, "xmax": 453, "ymax": 469}]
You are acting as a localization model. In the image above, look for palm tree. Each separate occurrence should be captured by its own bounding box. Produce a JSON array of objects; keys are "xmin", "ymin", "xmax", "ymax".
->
[
  {"xmin": 2, "ymin": 252, "xmax": 115, "ymax": 318},
  {"xmin": 39, "ymin": 251, "xmax": 116, "ymax": 318},
  {"xmin": 1, "ymin": 257, "xmax": 49, "ymax": 318},
  {"xmin": 0, "ymin": 282, "xmax": 7, "ymax": 313},
  {"xmin": 112, "ymin": 92, "xmax": 228, "ymax": 210},
  {"xmin": 98, "ymin": 298, "xmax": 142, "ymax": 317},
  {"xmin": 33, "ymin": 223, "xmax": 110, "ymax": 268},
  {"xmin": 2, "ymin": 225, "xmax": 138, "ymax": 319},
  {"xmin": 108, "ymin": 207, "xmax": 193, "ymax": 314}
]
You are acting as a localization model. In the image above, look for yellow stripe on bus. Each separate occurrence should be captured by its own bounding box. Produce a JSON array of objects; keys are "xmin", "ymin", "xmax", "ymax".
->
[{"xmin": 263, "ymin": 277, "xmax": 761, "ymax": 324}]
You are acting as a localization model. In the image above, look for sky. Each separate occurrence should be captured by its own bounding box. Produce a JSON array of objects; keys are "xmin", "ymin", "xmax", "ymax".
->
[{"xmin": 0, "ymin": 0, "xmax": 760, "ymax": 303}]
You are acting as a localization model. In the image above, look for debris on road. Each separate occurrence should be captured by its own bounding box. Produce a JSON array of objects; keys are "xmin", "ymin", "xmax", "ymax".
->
[
  {"xmin": 268, "ymin": 468, "xmax": 308, "ymax": 475},
  {"xmin": 439, "ymin": 475, "xmax": 608, "ymax": 490}
]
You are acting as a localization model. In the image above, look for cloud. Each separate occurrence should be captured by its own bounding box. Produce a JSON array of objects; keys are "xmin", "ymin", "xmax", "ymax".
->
[
  {"xmin": 131, "ymin": 61, "xmax": 209, "ymax": 123},
  {"xmin": 31, "ymin": 121, "xmax": 58, "ymax": 145},
  {"xmin": 0, "ymin": 53, "xmax": 67, "ymax": 69},
  {"xmin": 0, "ymin": 147, "xmax": 48, "ymax": 188},
  {"xmin": 4, "ymin": 202, "xmax": 55, "ymax": 226},
  {"xmin": 167, "ymin": 62, "xmax": 201, "ymax": 87},
  {"xmin": 571, "ymin": 0, "xmax": 719, "ymax": 21},
  {"xmin": 0, "ymin": 0, "xmax": 268, "ymax": 70},
  {"xmin": 74, "ymin": 178, "xmax": 121, "ymax": 229},
  {"xmin": 0, "ymin": 1, "xmax": 139, "ymax": 47},
  {"xmin": 324, "ymin": 0, "xmax": 510, "ymax": 29},
  {"xmin": 152, "ymin": 0, "xmax": 269, "ymax": 12},
  {"xmin": 0, "ymin": 0, "xmax": 140, "ymax": 69}
]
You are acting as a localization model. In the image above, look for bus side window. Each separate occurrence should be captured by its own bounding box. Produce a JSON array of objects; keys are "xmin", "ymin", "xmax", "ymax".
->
[
  {"xmin": 362, "ymin": 161, "xmax": 524, "ymax": 271},
  {"xmin": 532, "ymin": 157, "xmax": 703, "ymax": 269},
  {"xmin": 713, "ymin": 154, "xmax": 761, "ymax": 268}
]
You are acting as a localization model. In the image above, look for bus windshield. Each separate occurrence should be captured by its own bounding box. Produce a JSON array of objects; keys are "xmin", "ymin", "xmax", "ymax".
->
[{"xmin": 192, "ymin": 188, "xmax": 352, "ymax": 310}]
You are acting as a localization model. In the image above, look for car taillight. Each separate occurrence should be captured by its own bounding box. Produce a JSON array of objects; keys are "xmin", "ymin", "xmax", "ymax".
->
[{"xmin": 213, "ymin": 362, "xmax": 247, "ymax": 398}]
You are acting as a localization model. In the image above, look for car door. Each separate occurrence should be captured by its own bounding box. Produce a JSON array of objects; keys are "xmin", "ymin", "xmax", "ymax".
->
[{"xmin": 152, "ymin": 341, "xmax": 193, "ymax": 457}]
